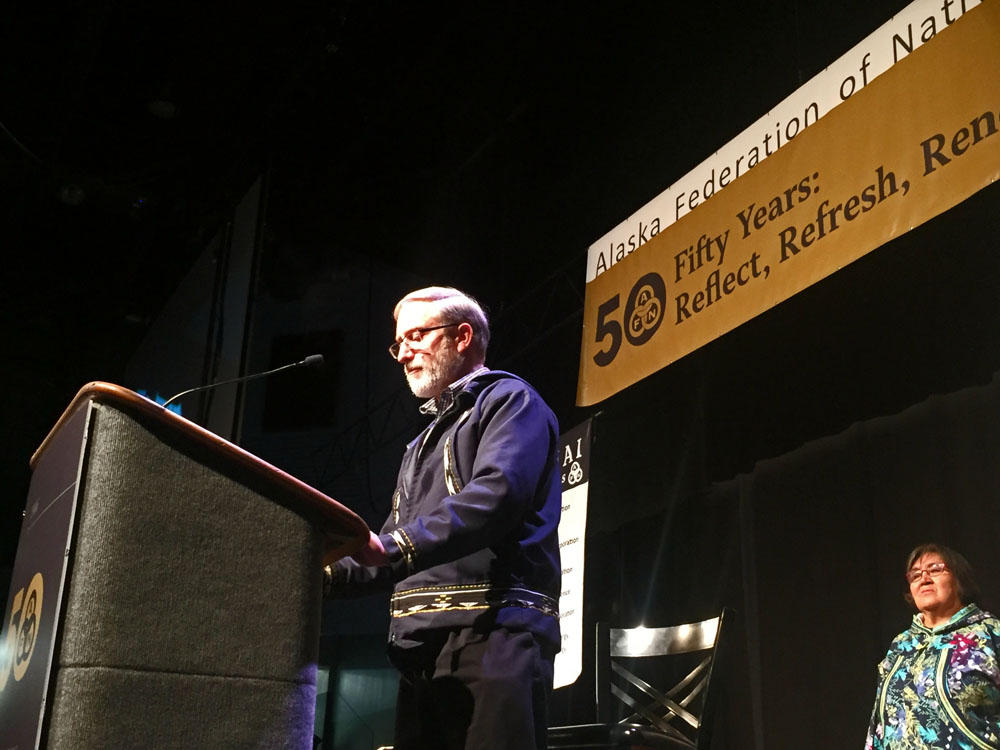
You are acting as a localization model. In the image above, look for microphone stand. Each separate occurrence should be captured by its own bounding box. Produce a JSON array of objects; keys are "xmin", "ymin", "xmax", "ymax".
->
[{"xmin": 161, "ymin": 355, "xmax": 324, "ymax": 409}]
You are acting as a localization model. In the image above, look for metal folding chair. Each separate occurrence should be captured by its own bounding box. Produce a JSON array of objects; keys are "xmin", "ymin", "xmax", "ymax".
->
[{"xmin": 548, "ymin": 608, "xmax": 733, "ymax": 749}]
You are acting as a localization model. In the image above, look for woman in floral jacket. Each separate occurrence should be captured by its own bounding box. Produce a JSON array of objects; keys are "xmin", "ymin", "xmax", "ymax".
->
[{"xmin": 866, "ymin": 543, "xmax": 1000, "ymax": 749}]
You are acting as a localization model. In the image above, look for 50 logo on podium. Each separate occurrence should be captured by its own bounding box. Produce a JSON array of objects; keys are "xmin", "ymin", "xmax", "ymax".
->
[{"xmin": 0, "ymin": 572, "xmax": 43, "ymax": 691}]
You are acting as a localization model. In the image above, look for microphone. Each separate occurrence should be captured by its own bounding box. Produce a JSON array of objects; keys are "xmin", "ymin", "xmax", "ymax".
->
[{"xmin": 160, "ymin": 354, "xmax": 325, "ymax": 409}]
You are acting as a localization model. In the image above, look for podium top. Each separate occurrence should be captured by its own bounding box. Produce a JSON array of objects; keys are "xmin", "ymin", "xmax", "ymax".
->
[{"xmin": 32, "ymin": 381, "xmax": 370, "ymax": 564}]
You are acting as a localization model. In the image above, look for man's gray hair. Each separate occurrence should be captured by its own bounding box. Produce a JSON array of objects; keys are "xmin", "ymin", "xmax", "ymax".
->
[{"xmin": 394, "ymin": 286, "xmax": 491, "ymax": 357}]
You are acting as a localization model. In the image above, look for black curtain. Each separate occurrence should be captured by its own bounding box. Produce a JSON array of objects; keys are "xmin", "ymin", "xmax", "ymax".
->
[
  {"xmin": 736, "ymin": 372, "xmax": 1000, "ymax": 748},
  {"xmin": 551, "ymin": 372, "xmax": 1000, "ymax": 749}
]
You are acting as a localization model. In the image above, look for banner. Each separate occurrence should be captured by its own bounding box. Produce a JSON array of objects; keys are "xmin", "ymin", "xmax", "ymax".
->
[
  {"xmin": 553, "ymin": 419, "xmax": 591, "ymax": 689},
  {"xmin": 586, "ymin": 0, "xmax": 983, "ymax": 282},
  {"xmin": 577, "ymin": 2, "xmax": 1000, "ymax": 406}
]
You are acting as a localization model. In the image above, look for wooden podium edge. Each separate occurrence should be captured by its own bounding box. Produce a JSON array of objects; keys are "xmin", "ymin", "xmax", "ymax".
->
[{"xmin": 31, "ymin": 381, "xmax": 369, "ymax": 565}]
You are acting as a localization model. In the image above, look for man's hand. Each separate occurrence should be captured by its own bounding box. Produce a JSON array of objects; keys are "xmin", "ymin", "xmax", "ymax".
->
[{"xmin": 352, "ymin": 530, "xmax": 389, "ymax": 566}]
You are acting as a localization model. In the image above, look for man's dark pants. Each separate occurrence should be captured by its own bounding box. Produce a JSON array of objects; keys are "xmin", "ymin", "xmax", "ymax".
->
[{"xmin": 390, "ymin": 626, "xmax": 555, "ymax": 750}]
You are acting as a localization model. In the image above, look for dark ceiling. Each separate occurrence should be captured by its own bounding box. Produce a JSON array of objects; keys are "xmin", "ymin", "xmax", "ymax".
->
[{"xmin": 2, "ymin": 1, "xmax": 918, "ymax": 572}]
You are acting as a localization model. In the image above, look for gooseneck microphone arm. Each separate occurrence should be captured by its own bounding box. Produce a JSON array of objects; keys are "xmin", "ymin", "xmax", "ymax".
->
[{"xmin": 160, "ymin": 354, "xmax": 324, "ymax": 409}]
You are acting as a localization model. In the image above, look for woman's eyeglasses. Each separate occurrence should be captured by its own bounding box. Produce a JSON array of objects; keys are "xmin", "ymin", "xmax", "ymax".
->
[{"xmin": 905, "ymin": 561, "xmax": 949, "ymax": 583}]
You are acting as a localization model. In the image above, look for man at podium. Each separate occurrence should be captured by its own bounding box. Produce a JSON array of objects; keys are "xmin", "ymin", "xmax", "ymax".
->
[{"xmin": 326, "ymin": 286, "xmax": 562, "ymax": 750}]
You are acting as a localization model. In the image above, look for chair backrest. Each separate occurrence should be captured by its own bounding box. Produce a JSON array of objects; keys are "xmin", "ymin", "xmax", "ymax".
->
[{"xmin": 594, "ymin": 608, "xmax": 733, "ymax": 749}]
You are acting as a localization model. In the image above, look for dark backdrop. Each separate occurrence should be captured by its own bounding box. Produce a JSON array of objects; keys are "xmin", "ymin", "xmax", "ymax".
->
[{"xmin": 3, "ymin": 3, "xmax": 998, "ymax": 748}]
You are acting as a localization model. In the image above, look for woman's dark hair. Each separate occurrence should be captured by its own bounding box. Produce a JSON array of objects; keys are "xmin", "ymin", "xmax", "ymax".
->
[{"xmin": 904, "ymin": 542, "xmax": 981, "ymax": 608}]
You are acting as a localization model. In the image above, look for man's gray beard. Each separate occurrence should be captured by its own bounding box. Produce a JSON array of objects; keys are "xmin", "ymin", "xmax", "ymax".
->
[{"xmin": 405, "ymin": 350, "xmax": 467, "ymax": 399}]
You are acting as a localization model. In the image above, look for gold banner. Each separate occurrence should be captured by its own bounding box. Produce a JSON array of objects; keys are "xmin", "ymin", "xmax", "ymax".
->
[{"xmin": 577, "ymin": 2, "xmax": 1000, "ymax": 406}]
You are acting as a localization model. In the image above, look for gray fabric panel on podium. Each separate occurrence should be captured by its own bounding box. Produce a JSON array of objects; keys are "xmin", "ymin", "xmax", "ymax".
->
[
  {"xmin": 46, "ymin": 403, "xmax": 325, "ymax": 748},
  {"xmin": 48, "ymin": 668, "xmax": 316, "ymax": 748}
]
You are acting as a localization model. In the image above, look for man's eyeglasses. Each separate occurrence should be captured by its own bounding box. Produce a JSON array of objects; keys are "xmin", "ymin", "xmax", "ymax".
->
[
  {"xmin": 905, "ymin": 561, "xmax": 949, "ymax": 583},
  {"xmin": 389, "ymin": 322, "xmax": 460, "ymax": 358}
]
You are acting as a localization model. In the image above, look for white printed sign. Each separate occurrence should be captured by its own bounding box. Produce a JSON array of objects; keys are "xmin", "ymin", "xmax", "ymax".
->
[{"xmin": 553, "ymin": 420, "xmax": 591, "ymax": 689}]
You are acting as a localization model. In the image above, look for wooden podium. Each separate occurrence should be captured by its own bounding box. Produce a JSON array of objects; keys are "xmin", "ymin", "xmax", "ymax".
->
[{"xmin": 0, "ymin": 382, "xmax": 369, "ymax": 749}]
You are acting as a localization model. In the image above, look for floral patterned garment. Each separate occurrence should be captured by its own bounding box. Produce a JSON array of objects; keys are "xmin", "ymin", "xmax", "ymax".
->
[{"xmin": 866, "ymin": 604, "xmax": 1000, "ymax": 749}]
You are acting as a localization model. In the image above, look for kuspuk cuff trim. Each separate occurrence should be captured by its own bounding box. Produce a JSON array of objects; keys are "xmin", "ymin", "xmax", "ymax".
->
[{"xmin": 390, "ymin": 528, "xmax": 417, "ymax": 573}]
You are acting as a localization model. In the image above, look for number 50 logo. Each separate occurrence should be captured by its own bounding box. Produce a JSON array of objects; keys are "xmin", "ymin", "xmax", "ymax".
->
[
  {"xmin": 0, "ymin": 572, "xmax": 43, "ymax": 692},
  {"xmin": 592, "ymin": 273, "xmax": 666, "ymax": 367}
]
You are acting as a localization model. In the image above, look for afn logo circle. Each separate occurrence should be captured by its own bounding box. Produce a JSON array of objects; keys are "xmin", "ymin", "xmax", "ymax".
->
[
  {"xmin": 624, "ymin": 272, "xmax": 665, "ymax": 346},
  {"xmin": 567, "ymin": 461, "xmax": 584, "ymax": 486},
  {"xmin": 1, "ymin": 571, "xmax": 43, "ymax": 691}
]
